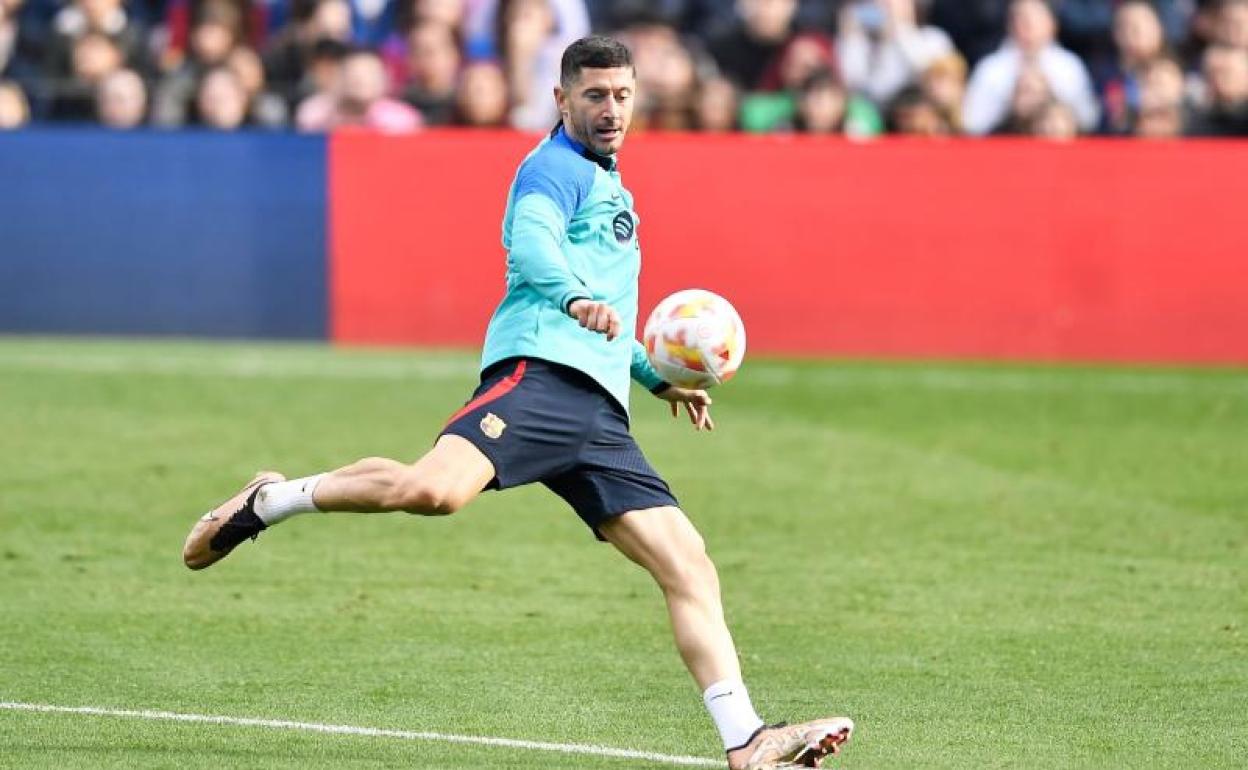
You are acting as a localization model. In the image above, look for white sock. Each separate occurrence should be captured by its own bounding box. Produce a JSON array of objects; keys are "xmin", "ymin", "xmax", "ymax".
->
[
  {"xmin": 254, "ymin": 474, "xmax": 326, "ymax": 526},
  {"xmin": 703, "ymin": 679, "xmax": 765, "ymax": 751}
]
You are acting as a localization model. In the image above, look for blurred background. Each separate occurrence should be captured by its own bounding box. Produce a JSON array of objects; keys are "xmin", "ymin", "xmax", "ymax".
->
[
  {"xmin": 0, "ymin": 0, "xmax": 1246, "ymax": 138},
  {"xmin": 2, "ymin": 0, "xmax": 1247, "ymax": 365}
]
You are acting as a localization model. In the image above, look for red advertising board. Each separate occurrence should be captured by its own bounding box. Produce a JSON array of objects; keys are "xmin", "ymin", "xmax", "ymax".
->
[{"xmin": 331, "ymin": 130, "xmax": 1248, "ymax": 363}]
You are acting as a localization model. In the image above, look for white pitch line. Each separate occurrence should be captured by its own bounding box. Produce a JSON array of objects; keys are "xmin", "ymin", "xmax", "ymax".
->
[{"xmin": 0, "ymin": 701, "xmax": 721, "ymax": 767}]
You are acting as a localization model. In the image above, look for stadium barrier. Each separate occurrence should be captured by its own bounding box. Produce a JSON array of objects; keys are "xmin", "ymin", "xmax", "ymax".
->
[
  {"xmin": 0, "ymin": 130, "xmax": 327, "ymax": 339},
  {"xmin": 4, "ymin": 129, "xmax": 1247, "ymax": 363},
  {"xmin": 332, "ymin": 130, "xmax": 1248, "ymax": 364}
]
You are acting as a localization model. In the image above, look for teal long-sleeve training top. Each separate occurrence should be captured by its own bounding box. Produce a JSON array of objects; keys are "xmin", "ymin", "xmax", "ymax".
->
[{"xmin": 480, "ymin": 125, "xmax": 666, "ymax": 414}]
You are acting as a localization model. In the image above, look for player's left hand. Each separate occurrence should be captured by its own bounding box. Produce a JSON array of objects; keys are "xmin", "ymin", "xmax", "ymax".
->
[{"xmin": 655, "ymin": 387, "xmax": 714, "ymax": 431}]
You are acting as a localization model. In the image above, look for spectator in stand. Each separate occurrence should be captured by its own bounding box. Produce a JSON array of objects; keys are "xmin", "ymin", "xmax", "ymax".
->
[
  {"xmin": 296, "ymin": 46, "xmax": 423, "ymax": 131},
  {"xmin": 453, "ymin": 57, "xmax": 507, "ymax": 125},
  {"xmin": 227, "ymin": 44, "xmax": 288, "ymax": 126},
  {"xmin": 590, "ymin": 0, "xmax": 831, "ymax": 37},
  {"xmin": 95, "ymin": 66, "xmax": 145, "ymax": 126},
  {"xmin": 836, "ymin": 0, "xmax": 955, "ymax": 109},
  {"xmin": 694, "ymin": 74, "xmax": 738, "ymax": 131},
  {"xmin": 377, "ymin": 0, "xmax": 465, "ymax": 95},
  {"xmin": 1133, "ymin": 55, "xmax": 1187, "ymax": 137},
  {"xmin": 927, "ymin": 0, "xmax": 1007, "ymax": 66},
  {"xmin": 399, "ymin": 17, "xmax": 459, "ymax": 124},
  {"xmin": 462, "ymin": 0, "xmax": 588, "ymax": 130},
  {"xmin": 1054, "ymin": 0, "xmax": 1189, "ymax": 77},
  {"xmin": 787, "ymin": 66, "xmax": 847, "ymax": 134},
  {"xmin": 394, "ymin": 0, "xmax": 465, "ymax": 36},
  {"xmin": 1030, "ymin": 98, "xmax": 1078, "ymax": 139},
  {"xmin": 265, "ymin": 0, "xmax": 353, "ymax": 107},
  {"xmin": 706, "ymin": 0, "xmax": 797, "ymax": 90},
  {"xmin": 1214, "ymin": 0, "xmax": 1248, "ymax": 48},
  {"xmin": 619, "ymin": 19, "xmax": 698, "ymax": 130},
  {"xmin": 1134, "ymin": 51, "xmax": 1187, "ymax": 131},
  {"xmin": 0, "ymin": 77, "xmax": 28, "ymax": 126},
  {"xmin": 151, "ymin": 0, "xmax": 248, "ymax": 125},
  {"xmin": 991, "ymin": 62, "xmax": 1052, "ymax": 133},
  {"xmin": 759, "ymin": 30, "xmax": 833, "ymax": 92},
  {"xmin": 47, "ymin": 30, "xmax": 122, "ymax": 119},
  {"xmin": 303, "ymin": 37, "xmax": 350, "ymax": 99},
  {"xmin": 1140, "ymin": 51, "xmax": 1187, "ymax": 105},
  {"xmin": 888, "ymin": 85, "xmax": 954, "ymax": 135},
  {"xmin": 43, "ymin": 0, "xmax": 148, "ymax": 80},
  {"xmin": 645, "ymin": 37, "xmax": 700, "ymax": 130},
  {"xmin": 919, "ymin": 51, "xmax": 966, "ymax": 132},
  {"xmin": 1099, "ymin": 0, "xmax": 1168, "ymax": 134},
  {"xmin": 384, "ymin": 0, "xmax": 463, "ymax": 62},
  {"xmin": 737, "ymin": 30, "xmax": 882, "ymax": 135},
  {"xmin": 963, "ymin": 0, "xmax": 1099, "ymax": 135},
  {"xmin": 194, "ymin": 63, "xmax": 250, "ymax": 127},
  {"xmin": 426, "ymin": 0, "xmax": 466, "ymax": 29},
  {"xmin": 159, "ymin": 0, "xmax": 266, "ymax": 73},
  {"xmin": 1188, "ymin": 42, "xmax": 1248, "ymax": 133},
  {"xmin": 1179, "ymin": 1, "xmax": 1218, "ymax": 66}
]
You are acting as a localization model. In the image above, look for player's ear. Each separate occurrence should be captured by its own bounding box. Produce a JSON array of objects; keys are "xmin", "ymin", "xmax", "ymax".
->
[{"xmin": 554, "ymin": 86, "xmax": 568, "ymax": 119}]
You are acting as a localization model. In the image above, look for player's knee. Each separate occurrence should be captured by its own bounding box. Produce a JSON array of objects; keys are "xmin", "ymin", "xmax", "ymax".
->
[
  {"xmin": 387, "ymin": 472, "xmax": 467, "ymax": 516},
  {"xmin": 656, "ymin": 541, "xmax": 718, "ymax": 598}
]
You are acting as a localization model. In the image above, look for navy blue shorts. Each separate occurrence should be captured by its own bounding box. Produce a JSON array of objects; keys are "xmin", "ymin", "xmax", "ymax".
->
[{"xmin": 440, "ymin": 357, "xmax": 678, "ymax": 538}]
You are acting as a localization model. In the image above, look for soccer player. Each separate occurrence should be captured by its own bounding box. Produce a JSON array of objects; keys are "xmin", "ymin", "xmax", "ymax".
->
[{"xmin": 183, "ymin": 35, "xmax": 852, "ymax": 770}]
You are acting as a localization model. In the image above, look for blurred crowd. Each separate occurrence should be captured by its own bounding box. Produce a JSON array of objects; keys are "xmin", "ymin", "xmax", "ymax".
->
[{"xmin": 0, "ymin": 0, "xmax": 1246, "ymax": 137}]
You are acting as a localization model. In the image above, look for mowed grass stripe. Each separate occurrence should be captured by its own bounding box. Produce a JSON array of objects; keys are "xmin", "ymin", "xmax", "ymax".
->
[{"xmin": 0, "ymin": 336, "xmax": 1243, "ymax": 395}]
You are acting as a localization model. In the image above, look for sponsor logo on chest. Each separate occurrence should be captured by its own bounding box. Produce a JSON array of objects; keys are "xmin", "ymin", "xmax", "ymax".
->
[{"xmin": 612, "ymin": 211, "xmax": 635, "ymax": 243}]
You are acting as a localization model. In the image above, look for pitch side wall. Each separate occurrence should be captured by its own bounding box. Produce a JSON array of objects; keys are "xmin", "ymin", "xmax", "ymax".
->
[
  {"xmin": 2, "ymin": 130, "xmax": 1245, "ymax": 363},
  {"xmin": 0, "ymin": 131, "xmax": 327, "ymax": 339},
  {"xmin": 331, "ymin": 131, "xmax": 1248, "ymax": 364}
]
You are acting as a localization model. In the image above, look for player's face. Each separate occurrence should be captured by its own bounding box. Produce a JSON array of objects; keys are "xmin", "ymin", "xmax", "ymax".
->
[{"xmin": 556, "ymin": 67, "xmax": 635, "ymax": 156}]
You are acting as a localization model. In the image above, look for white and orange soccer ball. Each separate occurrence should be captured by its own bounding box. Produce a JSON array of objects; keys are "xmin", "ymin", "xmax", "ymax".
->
[{"xmin": 642, "ymin": 289, "xmax": 746, "ymax": 390}]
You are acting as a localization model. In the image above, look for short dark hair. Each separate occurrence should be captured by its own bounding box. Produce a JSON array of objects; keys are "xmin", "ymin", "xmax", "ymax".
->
[{"xmin": 560, "ymin": 36, "xmax": 633, "ymax": 88}]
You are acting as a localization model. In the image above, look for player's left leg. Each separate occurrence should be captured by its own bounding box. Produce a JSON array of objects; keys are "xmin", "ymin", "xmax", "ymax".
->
[
  {"xmin": 600, "ymin": 506, "xmax": 740, "ymax": 688},
  {"xmin": 600, "ymin": 507, "xmax": 852, "ymax": 769}
]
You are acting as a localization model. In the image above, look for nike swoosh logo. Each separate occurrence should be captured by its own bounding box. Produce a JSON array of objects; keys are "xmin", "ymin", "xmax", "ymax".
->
[{"xmin": 708, "ymin": 691, "xmax": 734, "ymax": 702}]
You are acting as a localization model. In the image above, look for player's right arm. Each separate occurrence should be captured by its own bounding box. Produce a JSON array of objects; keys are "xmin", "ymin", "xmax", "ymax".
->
[
  {"xmin": 510, "ymin": 191, "xmax": 592, "ymax": 313},
  {"xmin": 568, "ymin": 298, "xmax": 621, "ymax": 340},
  {"xmin": 509, "ymin": 155, "xmax": 623, "ymax": 335}
]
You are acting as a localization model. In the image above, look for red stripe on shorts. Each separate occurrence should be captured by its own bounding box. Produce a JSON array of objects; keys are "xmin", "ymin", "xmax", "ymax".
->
[{"xmin": 443, "ymin": 360, "xmax": 527, "ymax": 427}]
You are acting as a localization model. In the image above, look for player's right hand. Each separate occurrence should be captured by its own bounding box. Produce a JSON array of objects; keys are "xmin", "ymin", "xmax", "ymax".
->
[{"xmin": 568, "ymin": 299, "xmax": 621, "ymax": 341}]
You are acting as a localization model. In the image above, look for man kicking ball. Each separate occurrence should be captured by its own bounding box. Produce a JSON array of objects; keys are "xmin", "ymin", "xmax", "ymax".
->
[{"xmin": 184, "ymin": 35, "xmax": 852, "ymax": 769}]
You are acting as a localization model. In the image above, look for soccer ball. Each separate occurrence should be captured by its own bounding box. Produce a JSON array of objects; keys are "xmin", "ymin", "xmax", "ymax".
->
[{"xmin": 642, "ymin": 289, "xmax": 746, "ymax": 389}]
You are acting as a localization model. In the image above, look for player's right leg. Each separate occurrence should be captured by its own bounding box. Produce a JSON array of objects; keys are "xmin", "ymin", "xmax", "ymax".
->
[
  {"xmin": 309, "ymin": 435, "xmax": 496, "ymax": 514},
  {"xmin": 600, "ymin": 507, "xmax": 852, "ymax": 769},
  {"xmin": 182, "ymin": 435, "xmax": 494, "ymax": 570}
]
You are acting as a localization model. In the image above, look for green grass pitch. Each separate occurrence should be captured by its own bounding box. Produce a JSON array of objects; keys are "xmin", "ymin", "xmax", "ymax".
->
[{"xmin": 1, "ymin": 337, "xmax": 1245, "ymax": 769}]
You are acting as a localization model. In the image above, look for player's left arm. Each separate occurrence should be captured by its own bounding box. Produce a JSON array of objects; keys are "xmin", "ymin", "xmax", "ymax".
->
[{"xmin": 632, "ymin": 342, "xmax": 714, "ymax": 431}]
